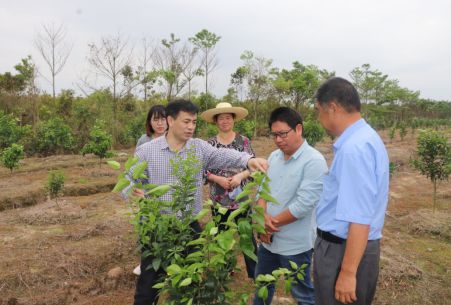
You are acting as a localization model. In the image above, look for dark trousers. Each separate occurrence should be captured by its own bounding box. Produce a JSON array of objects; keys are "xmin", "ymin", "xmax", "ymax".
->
[
  {"xmin": 212, "ymin": 207, "xmax": 257, "ymax": 279},
  {"xmin": 253, "ymin": 246, "xmax": 315, "ymax": 305},
  {"xmin": 313, "ymin": 237, "xmax": 380, "ymax": 305},
  {"xmin": 134, "ymin": 221, "xmax": 202, "ymax": 305}
]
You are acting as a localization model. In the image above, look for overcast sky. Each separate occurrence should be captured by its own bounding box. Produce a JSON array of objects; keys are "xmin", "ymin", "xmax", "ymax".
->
[{"xmin": 1, "ymin": 0, "xmax": 450, "ymax": 101}]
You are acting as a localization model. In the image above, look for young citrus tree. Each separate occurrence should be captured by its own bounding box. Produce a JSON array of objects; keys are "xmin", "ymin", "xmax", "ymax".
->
[
  {"xmin": 111, "ymin": 151, "xmax": 303, "ymax": 305},
  {"xmin": 411, "ymin": 129, "xmax": 450, "ymax": 212},
  {"xmin": 46, "ymin": 170, "xmax": 65, "ymax": 207},
  {"xmin": 303, "ymin": 120, "xmax": 326, "ymax": 147},
  {"xmin": 81, "ymin": 120, "xmax": 113, "ymax": 167},
  {"xmin": 1, "ymin": 143, "xmax": 25, "ymax": 173}
]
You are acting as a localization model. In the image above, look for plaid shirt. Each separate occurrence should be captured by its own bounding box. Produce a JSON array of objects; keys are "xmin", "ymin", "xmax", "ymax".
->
[{"xmin": 124, "ymin": 135, "xmax": 252, "ymax": 215}]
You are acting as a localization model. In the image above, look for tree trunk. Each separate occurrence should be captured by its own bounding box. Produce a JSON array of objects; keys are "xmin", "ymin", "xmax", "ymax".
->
[{"xmin": 433, "ymin": 179, "xmax": 437, "ymax": 213}]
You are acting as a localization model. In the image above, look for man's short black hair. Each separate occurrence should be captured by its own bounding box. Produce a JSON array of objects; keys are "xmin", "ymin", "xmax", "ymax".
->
[
  {"xmin": 268, "ymin": 107, "xmax": 303, "ymax": 130},
  {"xmin": 166, "ymin": 99, "xmax": 199, "ymax": 119},
  {"xmin": 315, "ymin": 77, "xmax": 361, "ymax": 112}
]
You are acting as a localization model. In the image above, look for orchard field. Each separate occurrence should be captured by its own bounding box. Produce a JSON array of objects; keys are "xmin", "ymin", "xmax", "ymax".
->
[{"xmin": 0, "ymin": 130, "xmax": 449, "ymax": 305}]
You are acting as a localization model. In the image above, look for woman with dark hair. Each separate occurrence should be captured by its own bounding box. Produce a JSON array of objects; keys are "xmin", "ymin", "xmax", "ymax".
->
[{"xmin": 136, "ymin": 105, "xmax": 167, "ymax": 147}]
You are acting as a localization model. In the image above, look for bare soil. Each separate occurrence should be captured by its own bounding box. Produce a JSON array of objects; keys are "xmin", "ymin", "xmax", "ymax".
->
[{"xmin": 0, "ymin": 132, "xmax": 449, "ymax": 305}]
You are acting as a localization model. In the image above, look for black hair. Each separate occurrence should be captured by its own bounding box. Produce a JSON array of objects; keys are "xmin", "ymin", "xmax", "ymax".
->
[
  {"xmin": 145, "ymin": 105, "xmax": 166, "ymax": 136},
  {"xmin": 268, "ymin": 107, "xmax": 303, "ymax": 130},
  {"xmin": 166, "ymin": 99, "xmax": 199, "ymax": 119},
  {"xmin": 315, "ymin": 77, "xmax": 361, "ymax": 112}
]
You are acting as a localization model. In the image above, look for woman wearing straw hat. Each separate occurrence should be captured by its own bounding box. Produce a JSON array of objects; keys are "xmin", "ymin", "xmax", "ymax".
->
[{"xmin": 201, "ymin": 102, "xmax": 257, "ymax": 279}]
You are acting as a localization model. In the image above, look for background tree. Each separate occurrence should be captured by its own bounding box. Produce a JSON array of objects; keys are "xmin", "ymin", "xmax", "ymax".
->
[
  {"xmin": 34, "ymin": 23, "xmax": 72, "ymax": 100},
  {"xmin": 154, "ymin": 33, "xmax": 193, "ymax": 101},
  {"xmin": 87, "ymin": 33, "xmax": 132, "ymax": 141},
  {"xmin": 189, "ymin": 29, "xmax": 221, "ymax": 98},
  {"xmin": 411, "ymin": 129, "xmax": 450, "ymax": 212},
  {"xmin": 1, "ymin": 143, "xmax": 25, "ymax": 173},
  {"xmin": 234, "ymin": 51, "xmax": 274, "ymax": 137}
]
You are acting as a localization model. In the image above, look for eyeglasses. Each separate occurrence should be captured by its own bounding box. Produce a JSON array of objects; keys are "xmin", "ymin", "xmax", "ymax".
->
[{"xmin": 269, "ymin": 128, "xmax": 293, "ymax": 139}]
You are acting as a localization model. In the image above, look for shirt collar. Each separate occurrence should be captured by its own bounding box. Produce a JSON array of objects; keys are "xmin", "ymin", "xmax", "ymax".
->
[
  {"xmin": 158, "ymin": 135, "xmax": 194, "ymax": 152},
  {"xmin": 277, "ymin": 139, "xmax": 309, "ymax": 161},
  {"xmin": 333, "ymin": 118, "xmax": 366, "ymax": 151}
]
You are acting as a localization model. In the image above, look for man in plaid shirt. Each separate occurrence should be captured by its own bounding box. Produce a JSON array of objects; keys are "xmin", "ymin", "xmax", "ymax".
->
[{"xmin": 125, "ymin": 99, "xmax": 268, "ymax": 305}]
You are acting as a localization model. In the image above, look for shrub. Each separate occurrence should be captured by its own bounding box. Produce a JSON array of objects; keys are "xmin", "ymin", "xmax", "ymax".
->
[
  {"xmin": 35, "ymin": 117, "xmax": 74, "ymax": 156},
  {"xmin": 81, "ymin": 121, "xmax": 113, "ymax": 166},
  {"xmin": 411, "ymin": 129, "xmax": 450, "ymax": 212},
  {"xmin": 399, "ymin": 123, "xmax": 407, "ymax": 141},
  {"xmin": 1, "ymin": 143, "xmax": 24, "ymax": 172},
  {"xmin": 235, "ymin": 119, "xmax": 255, "ymax": 140},
  {"xmin": 389, "ymin": 124, "xmax": 397, "ymax": 142},
  {"xmin": 303, "ymin": 120, "xmax": 326, "ymax": 147},
  {"xmin": 46, "ymin": 170, "xmax": 65, "ymax": 206},
  {"xmin": 0, "ymin": 111, "xmax": 31, "ymax": 150}
]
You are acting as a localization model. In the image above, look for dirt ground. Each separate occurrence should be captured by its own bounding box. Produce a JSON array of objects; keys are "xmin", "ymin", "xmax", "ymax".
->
[{"xmin": 0, "ymin": 131, "xmax": 450, "ymax": 305}]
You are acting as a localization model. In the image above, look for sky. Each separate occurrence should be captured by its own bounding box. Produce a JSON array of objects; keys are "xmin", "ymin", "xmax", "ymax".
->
[{"xmin": 1, "ymin": 0, "xmax": 450, "ymax": 101}]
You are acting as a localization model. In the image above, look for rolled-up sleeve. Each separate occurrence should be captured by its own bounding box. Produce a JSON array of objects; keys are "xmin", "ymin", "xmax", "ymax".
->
[{"xmin": 200, "ymin": 139, "xmax": 252, "ymax": 171}]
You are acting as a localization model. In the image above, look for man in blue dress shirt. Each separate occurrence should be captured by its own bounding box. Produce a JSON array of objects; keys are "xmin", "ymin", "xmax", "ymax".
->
[
  {"xmin": 253, "ymin": 107, "xmax": 328, "ymax": 305},
  {"xmin": 314, "ymin": 77, "xmax": 389, "ymax": 305}
]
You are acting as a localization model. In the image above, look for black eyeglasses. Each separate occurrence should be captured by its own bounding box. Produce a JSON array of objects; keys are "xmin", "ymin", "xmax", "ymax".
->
[{"xmin": 269, "ymin": 128, "xmax": 293, "ymax": 139}]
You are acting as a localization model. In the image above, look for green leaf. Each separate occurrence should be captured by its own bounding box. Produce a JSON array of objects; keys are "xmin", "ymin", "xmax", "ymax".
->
[
  {"xmin": 235, "ymin": 189, "xmax": 251, "ymax": 201},
  {"xmin": 146, "ymin": 184, "xmax": 171, "ymax": 197},
  {"xmin": 152, "ymin": 258, "xmax": 161, "ymax": 271},
  {"xmin": 187, "ymin": 298, "xmax": 193, "ymax": 305},
  {"xmin": 125, "ymin": 156, "xmax": 138, "ymax": 171},
  {"xmin": 194, "ymin": 208, "xmax": 209, "ymax": 221},
  {"xmin": 179, "ymin": 277, "xmax": 192, "ymax": 287},
  {"xmin": 217, "ymin": 206, "xmax": 228, "ymax": 215},
  {"xmin": 112, "ymin": 177, "xmax": 130, "ymax": 192},
  {"xmin": 209, "ymin": 226, "xmax": 218, "ymax": 236},
  {"xmin": 227, "ymin": 208, "xmax": 244, "ymax": 222},
  {"xmin": 186, "ymin": 237, "xmax": 207, "ymax": 246},
  {"xmin": 152, "ymin": 282, "xmax": 165, "ymax": 289},
  {"xmin": 284, "ymin": 278, "xmax": 292, "ymax": 294},
  {"xmin": 166, "ymin": 264, "xmax": 182, "ymax": 275},
  {"xmin": 289, "ymin": 260, "xmax": 298, "ymax": 270},
  {"xmin": 132, "ymin": 161, "xmax": 148, "ymax": 179},
  {"xmin": 258, "ymin": 286, "xmax": 268, "ymax": 300},
  {"xmin": 107, "ymin": 160, "xmax": 120, "ymax": 170},
  {"xmin": 259, "ymin": 191, "xmax": 279, "ymax": 204},
  {"xmin": 238, "ymin": 219, "xmax": 252, "ymax": 235}
]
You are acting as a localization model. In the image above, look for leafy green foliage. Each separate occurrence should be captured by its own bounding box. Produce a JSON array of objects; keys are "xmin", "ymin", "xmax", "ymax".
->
[
  {"xmin": 35, "ymin": 117, "xmax": 74, "ymax": 156},
  {"xmin": 398, "ymin": 123, "xmax": 407, "ymax": 141},
  {"xmin": 303, "ymin": 120, "xmax": 326, "ymax": 147},
  {"xmin": 81, "ymin": 121, "xmax": 113, "ymax": 166},
  {"xmin": 111, "ymin": 150, "xmax": 290, "ymax": 304},
  {"xmin": 46, "ymin": 170, "xmax": 65, "ymax": 206},
  {"xmin": 389, "ymin": 124, "xmax": 397, "ymax": 142},
  {"xmin": 1, "ymin": 143, "xmax": 24, "ymax": 172},
  {"xmin": 235, "ymin": 119, "xmax": 255, "ymax": 140},
  {"xmin": 0, "ymin": 111, "xmax": 31, "ymax": 150},
  {"xmin": 411, "ymin": 129, "xmax": 450, "ymax": 212}
]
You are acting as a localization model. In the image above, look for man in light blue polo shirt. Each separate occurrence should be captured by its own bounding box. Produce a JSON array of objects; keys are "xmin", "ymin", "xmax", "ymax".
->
[
  {"xmin": 314, "ymin": 77, "xmax": 389, "ymax": 305},
  {"xmin": 253, "ymin": 107, "xmax": 328, "ymax": 305}
]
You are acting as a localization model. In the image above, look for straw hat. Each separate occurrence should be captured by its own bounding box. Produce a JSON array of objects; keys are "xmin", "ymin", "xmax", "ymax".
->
[{"xmin": 200, "ymin": 102, "xmax": 248, "ymax": 123}]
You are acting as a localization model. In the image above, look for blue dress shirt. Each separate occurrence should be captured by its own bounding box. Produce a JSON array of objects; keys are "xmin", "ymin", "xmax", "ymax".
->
[{"xmin": 316, "ymin": 119, "xmax": 389, "ymax": 240}]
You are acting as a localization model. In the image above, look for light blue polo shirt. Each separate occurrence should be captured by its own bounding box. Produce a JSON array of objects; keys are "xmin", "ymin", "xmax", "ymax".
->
[
  {"xmin": 316, "ymin": 119, "xmax": 389, "ymax": 240},
  {"xmin": 263, "ymin": 140, "xmax": 328, "ymax": 255}
]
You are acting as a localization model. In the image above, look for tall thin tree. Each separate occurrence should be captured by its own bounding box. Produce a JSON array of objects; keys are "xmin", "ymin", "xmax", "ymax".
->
[{"xmin": 34, "ymin": 23, "xmax": 72, "ymax": 99}]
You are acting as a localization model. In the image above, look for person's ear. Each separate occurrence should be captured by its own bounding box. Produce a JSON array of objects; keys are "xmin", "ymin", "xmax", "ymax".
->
[
  {"xmin": 167, "ymin": 116, "xmax": 174, "ymax": 127},
  {"xmin": 296, "ymin": 123, "xmax": 303, "ymax": 135}
]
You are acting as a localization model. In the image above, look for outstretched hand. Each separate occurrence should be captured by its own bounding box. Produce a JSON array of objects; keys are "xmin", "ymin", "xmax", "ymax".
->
[{"xmin": 247, "ymin": 157, "xmax": 268, "ymax": 173}]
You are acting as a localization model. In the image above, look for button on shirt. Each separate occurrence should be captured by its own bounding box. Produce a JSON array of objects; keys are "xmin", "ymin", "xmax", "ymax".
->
[
  {"xmin": 316, "ymin": 119, "xmax": 389, "ymax": 240},
  {"xmin": 263, "ymin": 140, "xmax": 328, "ymax": 255},
  {"xmin": 124, "ymin": 136, "xmax": 252, "ymax": 215}
]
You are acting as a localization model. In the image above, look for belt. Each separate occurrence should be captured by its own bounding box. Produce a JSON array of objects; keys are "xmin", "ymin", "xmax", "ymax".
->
[{"xmin": 317, "ymin": 228, "xmax": 346, "ymax": 244}]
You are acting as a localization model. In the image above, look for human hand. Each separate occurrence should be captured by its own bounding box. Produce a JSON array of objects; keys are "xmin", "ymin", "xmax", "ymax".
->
[
  {"xmin": 215, "ymin": 176, "xmax": 231, "ymax": 190},
  {"xmin": 229, "ymin": 174, "xmax": 243, "ymax": 188},
  {"xmin": 247, "ymin": 158, "xmax": 268, "ymax": 173},
  {"xmin": 259, "ymin": 232, "xmax": 273, "ymax": 244},
  {"xmin": 132, "ymin": 188, "xmax": 145, "ymax": 198},
  {"xmin": 264, "ymin": 213, "xmax": 280, "ymax": 233},
  {"xmin": 335, "ymin": 270, "xmax": 357, "ymax": 304}
]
